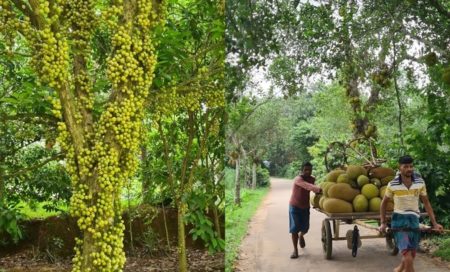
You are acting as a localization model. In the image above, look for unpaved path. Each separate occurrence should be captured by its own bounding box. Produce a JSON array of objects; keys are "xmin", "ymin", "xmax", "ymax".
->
[{"xmin": 235, "ymin": 178, "xmax": 450, "ymax": 272}]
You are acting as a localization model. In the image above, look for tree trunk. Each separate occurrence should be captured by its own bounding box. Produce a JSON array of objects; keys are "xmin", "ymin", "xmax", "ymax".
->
[
  {"xmin": 242, "ymin": 153, "xmax": 248, "ymax": 187},
  {"xmin": 141, "ymin": 146, "xmax": 150, "ymax": 199},
  {"xmin": 162, "ymin": 202, "xmax": 170, "ymax": 248},
  {"xmin": 177, "ymin": 202, "xmax": 188, "ymax": 272},
  {"xmin": 392, "ymin": 39, "xmax": 404, "ymax": 148},
  {"xmin": 0, "ymin": 169, "xmax": 4, "ymax": 205},
  {"xmin": 212, "ymin": 204, "xmax": 222, "ymax": 239},
  {"xmin": 234, "ymin": 156, "xmax": 241, "ymax": 206},
  {"xmin": 252, "ymin": 161, "xmax": 257, "ymax": 189}
]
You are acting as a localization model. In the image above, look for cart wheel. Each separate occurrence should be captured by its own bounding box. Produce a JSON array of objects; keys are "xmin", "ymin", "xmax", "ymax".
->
[
  {"xmin": 385, "ymin": 231, "xmax": 399, "ymax": 256},
  {"xmin": 321, "ymin": 220, "xmax": 332, "ymax": 259}
]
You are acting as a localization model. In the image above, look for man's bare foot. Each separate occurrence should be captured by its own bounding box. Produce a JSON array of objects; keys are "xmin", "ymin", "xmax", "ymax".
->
[{"xmin": 393, "ymin": 266, "xmax": 404, "ymax": 272}]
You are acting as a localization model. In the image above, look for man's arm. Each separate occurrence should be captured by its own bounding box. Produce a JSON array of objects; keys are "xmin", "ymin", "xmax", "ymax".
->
[
  {"xmin": 379, "ymin": 195, "xmax": 390, "ymax": 233},
  {"xmin": 420, "ymin": 195, "xmax": 443, "ymax": 232},
  {"xmin": 294, "ymin": 176, "xmax": 321, "ymax": 193}
]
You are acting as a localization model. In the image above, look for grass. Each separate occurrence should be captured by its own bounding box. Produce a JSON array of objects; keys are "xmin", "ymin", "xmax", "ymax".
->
[
  {"xmin": 430, "ymin": 234, "xmax": 450, "ymax": 261},
  {"xmin": 18, "ymin": 197, "xmax": 142, "ymax": 220},
  {"xmin": 225, "ymin": 187, "xmax": 270, "ymax": 272},
  {"xmin": 19, "ymin": 201, "xmax": 68, "ymax": 219}
]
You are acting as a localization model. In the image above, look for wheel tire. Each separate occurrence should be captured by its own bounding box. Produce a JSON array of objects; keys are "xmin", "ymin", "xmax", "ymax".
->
[{"xmin": 322, "ymin": 220, "xmax": 333, "ymax": 259}]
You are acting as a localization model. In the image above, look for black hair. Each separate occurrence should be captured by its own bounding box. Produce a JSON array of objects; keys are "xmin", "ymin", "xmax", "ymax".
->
[
  {"xmin": 398, "ymin": 155, "xmax": 414, "ymax": 164},
  {"xmin": 301, "ymin": 161, "xmax": 313, "ymax": 169}
]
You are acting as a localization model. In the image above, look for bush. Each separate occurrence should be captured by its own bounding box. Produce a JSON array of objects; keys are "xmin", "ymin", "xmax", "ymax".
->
[
  {"xmin": 0, "ymin": 203, "xmax": 24, "ymax": 245},
  {"xmin": 283, "ymin": 161, "xmax": 302, "ymax": 179},
  {"xmin": 257, "ymin": 167, "xmax": 270, "ymax": 187}
]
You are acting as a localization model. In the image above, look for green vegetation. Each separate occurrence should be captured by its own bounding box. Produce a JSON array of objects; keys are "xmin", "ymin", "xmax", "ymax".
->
[
  {"xmin": 1, "ymin": 0, "xmax": 224, "ymax": 270},
  {"xmin": 226, "ymin": 0, "xmax": 450, "ymax": 263},
  {"xmin": 225, "ymin": 187, "xmax": 269, "ymax": 272},
  {"xmin": 19, "ymin": 202, "xmax": 68, "ymax": 219},
  {"xmin": 432, "ymin": 236, "xmax": 450, "ymax": 262}
]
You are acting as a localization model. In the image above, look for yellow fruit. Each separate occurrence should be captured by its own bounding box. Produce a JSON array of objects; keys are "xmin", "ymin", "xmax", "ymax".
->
[
  {"xmin": 310, "ymin": 192, "xmax": 321, "ymax": 208},
  {"xmin": 369, "ymin": 167, "xmax": 396, "ymax": 179},
  {"xmin": 346, "ymin": 165, "xmax": 367, "ymax": 180},
  {"xmin": 369, "ymin": 197, "xmax": 382, "ymax": 212},
  {"xmin": 319, "ymin": 196, "xmax": 328, "ymax": 210},
  {"xmin": 320, "ymin": 182, "xmax": 336, "ymax": 197},
  {"xmin": 326, "ymin": 170, "xmax": 346, "ymax": 183},
  {"xmin": 323, "ymin": 198, "xmax": 353, "ymax": 213},
  {"xmin": 337, "ymin": 173, "xmax": 351, "ymax": 184},
  {"xmin": 381, "ymin": 176, "xmax": 395, "ymax": 186},
  {"xmin": 327, "ymin": 183, "xmax": 360, "ymax": 202},
  {"xmin": 353, "ymin": 194, "xmax": 369, "ymax": 212},
  {"xmin": 370, "ymin": 178, "xmax": 381, "ymax": 187},
  {"xmin": 361, "ymin": 184, "xmax": 379, "ymax": 199},
  {"xmin": 357, "ymin": 175, "xmax": 369, "ymax": 187},
  {"xmin": 379, "ymin": 186, "xmax": 387, "ymax": 198}
]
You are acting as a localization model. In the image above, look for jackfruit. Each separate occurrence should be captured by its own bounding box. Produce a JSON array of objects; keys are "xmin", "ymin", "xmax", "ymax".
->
[
  {"xmin": 380, "ymin": 186, "xmax": 387, "ymax": 199},
  {"xmin": 323, "ymin": 198, "xmax": 353, "ymax": 213},
  {"xmin": 381, "ymin": 176, "xmax": 394, "ymax": 186},
  {"xmin": 346, "ymin": 165, "xmax": 367, "ymax": 180},
  {"xmin": 357, "ymin": 175, "xmax": 369, "ymax": 187},
  {"xmin": 353, "ymin": 194, "xmax": 369, "ymax": 212},
  {"xmin": 327, "ymin": 183, "xmax": 360, "ymax": 202},
  {"xmin": 310, "ymin": 192, "xmax": 321, "ymax": 208},
  {"xmin": 337, "ymin": 174, "xmax": 351, "ymax": 184},
  {"xmin": 319, "ymin": 196, "xmax": 328, "ymax": 210},
  {"xmin": 361, "ymin": 184, "xmax": 379, "ymax": 199},
  {"xmin": 369, "ymin": 197, "xmax": 382, "ymax": 212},
  {"xmin": 326, "ymin": 170, "xmax": 346, "ymax": 183},
  {"xmin": 320, "ymin": 182, "xmax": 336, "ymax": 197},
  {"xmin": 370, "ymin": 178, "xmax": 381, "ymax": 187},
  {"xmin": 369, "ymin": 167, "xmax": 395, "ymax": 179}
]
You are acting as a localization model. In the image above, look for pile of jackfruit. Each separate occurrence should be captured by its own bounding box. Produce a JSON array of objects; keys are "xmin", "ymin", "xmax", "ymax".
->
[{"xmin": 311, "ymin": 165, "xmax": 396, "ymax": 213}]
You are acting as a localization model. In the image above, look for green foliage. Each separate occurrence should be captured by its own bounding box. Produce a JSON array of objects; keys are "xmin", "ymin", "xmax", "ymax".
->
[
  {"xmin": 256, "ymin": 167, "xmax": 270, "ymax": 187},
  {"xmin": 142, "ymin": 228, "xmax": 165, "ymax": 256},
  {"xmin": 225, "ymin": 188, "xmax": 269, "ymax": 272},
  {"xmin": 283, "ymin": 161, "xmax": 302, "ymax": 179},
  {"xmin": 224, "ymin": 167, "xmax": 236, "ymax": 190},
  {"xmin": 19, "ymin": 201, "xmax": 68, "ymax": 219},
  {"xmin": 0, "ymin": 203, "xmax": 23, "ymax": 244},
  {"xmin": 432, "ymin": 236, "xmax": 450, "ymax": 261},
  {"xmin": 309, "ymin": 83, "xmax": 353, "ymax": 142},
  {"xmin": 186, "ymin": 209, "xmax": 224, "ymax": 253},
  {"xmin": 185, "ymin": 191, "xmax": 224, "ymax": 253}
]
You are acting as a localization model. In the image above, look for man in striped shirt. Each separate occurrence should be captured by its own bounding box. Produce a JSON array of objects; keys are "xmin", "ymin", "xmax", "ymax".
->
[{"xmin": 380, "ymin": 155, "xmax": 443, "ymax": 272}]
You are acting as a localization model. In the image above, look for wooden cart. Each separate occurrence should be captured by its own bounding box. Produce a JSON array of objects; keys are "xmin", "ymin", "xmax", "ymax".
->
[{"xmin": 317, "ymin": 209, "xmax": 431, "ymax": 259}]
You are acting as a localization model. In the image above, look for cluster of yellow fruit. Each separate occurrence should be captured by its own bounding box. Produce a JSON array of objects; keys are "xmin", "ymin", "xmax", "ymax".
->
[
  {"xmin": 312, "ymin": 165, "xmax": 396, "ymax": 213},
  {"xmin": 74, "ymin": 73, "xmax": 94, "ymax": 110},
  {"xmin": 31, "ymin": 28, "xmax": 70, "ymax": 90},
  {"xmin": 3, "ymin": 0, "xmax": 164, "ymax": 269},
  {"xmin": 150, "ymin": 66, "xmax": 225, "ymax": 120},
  {"xmin": 67, "ymin": 0, "xmax": 95, "ymax": 49},
  {"xmin": 70, "ymin": 1, "xmax": 163, "ymax": 270}
]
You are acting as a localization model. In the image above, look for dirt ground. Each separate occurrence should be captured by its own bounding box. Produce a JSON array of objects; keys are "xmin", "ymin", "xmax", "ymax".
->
[
  {"xmin": 235, "ymin": 177, "xmax": 450, "ymax": 272},
  {"xmin": 0, "ymin": 248, "xmax": 224, "ymax": 271}
]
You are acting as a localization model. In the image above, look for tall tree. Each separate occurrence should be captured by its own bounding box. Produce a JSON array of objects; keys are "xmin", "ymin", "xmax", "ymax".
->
[
  {"xmin": 0, "ymin": 0, "xmax": 166, "ymax": 271},
  {"xmin": 143, "ymin": 0, "xmax": 225, "ymax": 270}
]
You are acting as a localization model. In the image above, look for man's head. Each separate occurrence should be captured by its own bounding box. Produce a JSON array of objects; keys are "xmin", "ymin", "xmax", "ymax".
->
[
  {"xmin": 301, "ymin": 161, "xmax": 313, "ymax": 177},
  {"xmin": 398, "ymin": 155, "xmax": 414, "ymax": 178}
]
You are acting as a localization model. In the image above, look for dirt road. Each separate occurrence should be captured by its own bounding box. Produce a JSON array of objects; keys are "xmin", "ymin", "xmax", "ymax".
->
[{"xmin": 235, "ymin": 177, "xmax": 449, "ymax": 272}]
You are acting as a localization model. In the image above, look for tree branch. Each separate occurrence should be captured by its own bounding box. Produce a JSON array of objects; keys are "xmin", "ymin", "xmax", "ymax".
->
[
  {"xmin": 398, "ymin": 26, "xmax": 449, "ymax": 58},
  {"xmin": 428, "ymin": 0, "xmax": 450, "ymax": 19},
  {"xmin": 3, "ymin": 153, "xmax": 64, "ymax": 179}
]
